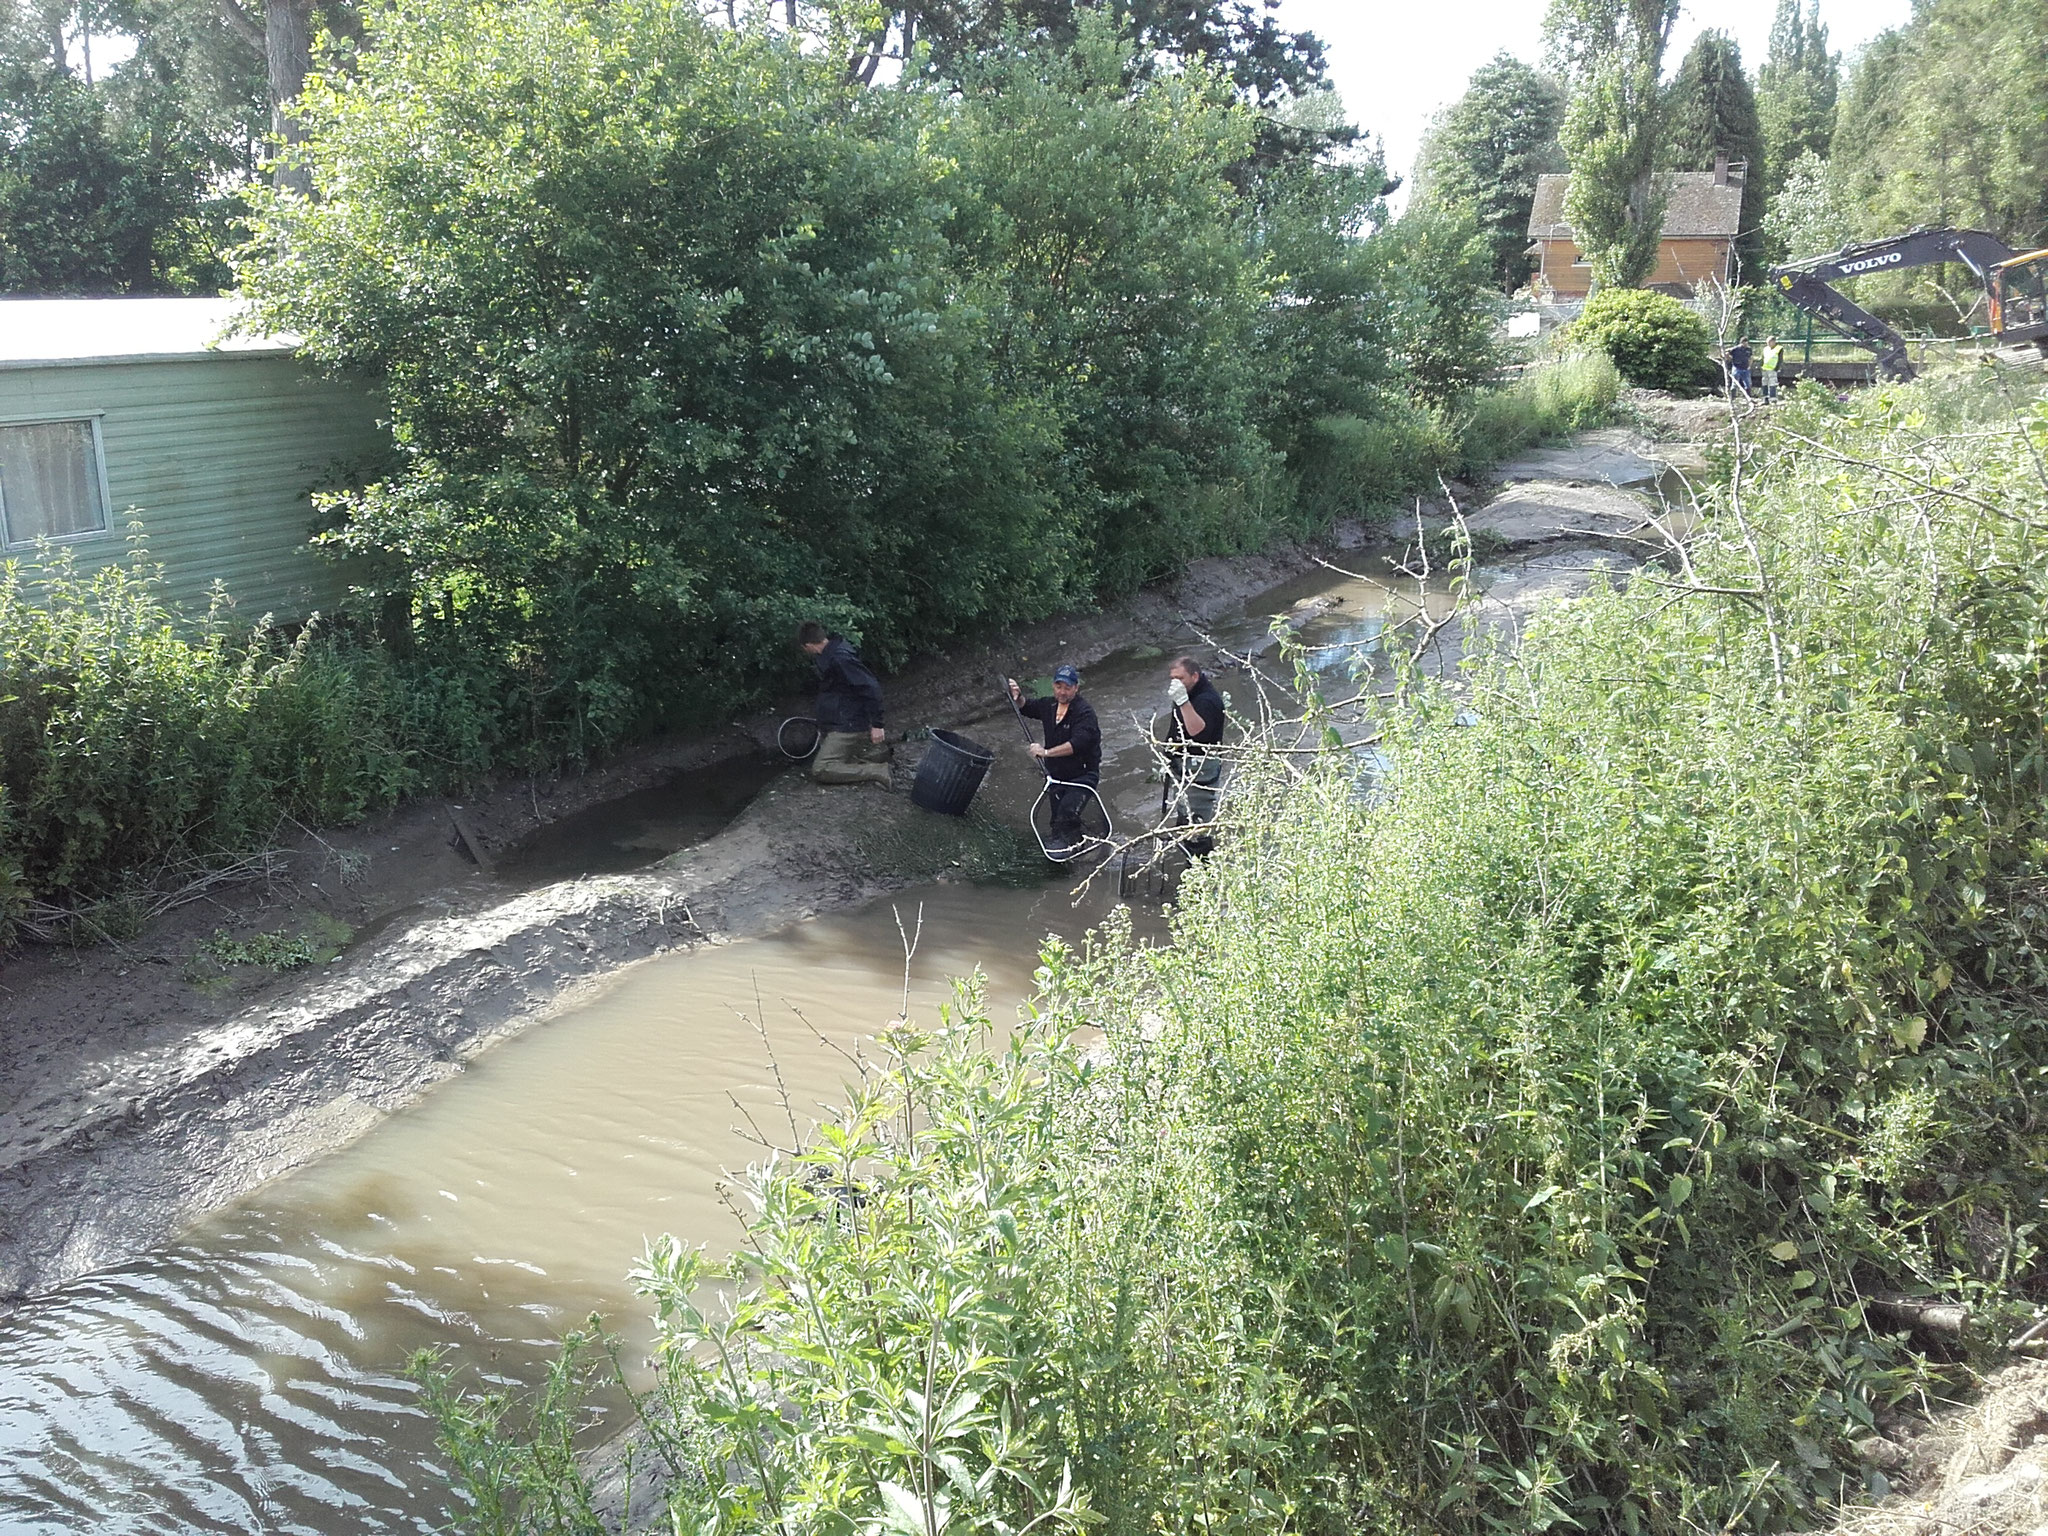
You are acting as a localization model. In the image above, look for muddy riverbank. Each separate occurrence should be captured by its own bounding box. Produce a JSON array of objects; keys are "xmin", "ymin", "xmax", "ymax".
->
[{"xmin": 0, "ymin": 418, "xmax": 1707, "ymax": 1308}]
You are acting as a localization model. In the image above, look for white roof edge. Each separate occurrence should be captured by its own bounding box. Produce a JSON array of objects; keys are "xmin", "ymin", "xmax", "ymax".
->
[
  {"xmin": 0, "ymin": 297, "xmax": 300, "ymax": 366},
  {"xmin": 0, "ymin": 348, "xmax": 296, "ymax": 372}
]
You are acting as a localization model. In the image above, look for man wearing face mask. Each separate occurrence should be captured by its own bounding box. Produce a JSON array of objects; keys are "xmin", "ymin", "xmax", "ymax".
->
[
  {"xmin": 1157, "ymin": 654, "xmax": 1227, "ymax": 854},
  {"xmin": 1008, "ymin": 665, "xmax": 1102, "ymax": 856}
]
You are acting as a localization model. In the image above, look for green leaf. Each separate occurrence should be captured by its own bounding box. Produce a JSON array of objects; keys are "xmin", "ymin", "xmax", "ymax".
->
[{"xmin": 876, "ymin": 1481, "xmax": 927, "ymax": 1536}]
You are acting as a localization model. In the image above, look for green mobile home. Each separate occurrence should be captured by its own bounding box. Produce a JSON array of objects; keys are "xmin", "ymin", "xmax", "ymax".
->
[{"xmin": 0, "ymin": 298, "xmax": 388, "ymax": 621}]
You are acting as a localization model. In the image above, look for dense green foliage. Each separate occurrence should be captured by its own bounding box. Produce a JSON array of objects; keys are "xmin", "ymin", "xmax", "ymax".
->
[
  {"xmin": 1547, "ymin": 0, "xmax": 1679, "ymax": 290},
  {"xmin": 1755, "ymin": 0, "xmax": 1836, "ymax": 204},
  {"xmin": 0, "ymin": 27, "xmax": 239, "ymax": 291},
  {"xmin": 0, "ymin": 551, "xmax": 493, "ymax": 937},
  {"xmin": 1659, "ymin": 31, "xmax": 1765, "ymax": 276},
  {"xmin": 1413, "ymin": 53, "xmax": 1566, "ymax": 292},
  {"xmin": 1761, "ymin": 146, "xmax": 1848, "ymax": 264},
  {"xmin": 1829, "ymin": 0, "xmax": 2046, "ymax": 252},
  {"xmin": 870, "ymin": 0, "xmax": 1330, "ymax": 106},
  {"xmin": 427, "ymin": 366, "xmax": 2048, "ymax": 1535},
  {"xmin": 235, "ymin": 2, "xmax": 1441, "ymax": 754},
  {"xmin": 1571, "ymin": 286, "xmax": 1711, "ymax": 389}
]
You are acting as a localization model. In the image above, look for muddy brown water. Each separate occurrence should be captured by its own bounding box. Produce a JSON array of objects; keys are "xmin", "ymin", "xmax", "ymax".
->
[
  {"xmin": 0, "ymin": 554, "xmax": 1457, "ymax": 1534},
  {"xmin": 0, "ymin": 883, "xmax": 1128, "ymax": 1533},
  {"xmin": 497, "ymin": 753, "xmax": 787, "ymax": 883}
]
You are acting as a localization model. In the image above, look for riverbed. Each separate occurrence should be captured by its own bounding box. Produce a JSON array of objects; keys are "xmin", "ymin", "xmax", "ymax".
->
[
  {"xmin": 0, "ymin": 441, "xmax": 1670, "ymax": 1529},
  {"xmin": 0, "ymin": 881, "xmax": 1129, "ymax": 1533}
]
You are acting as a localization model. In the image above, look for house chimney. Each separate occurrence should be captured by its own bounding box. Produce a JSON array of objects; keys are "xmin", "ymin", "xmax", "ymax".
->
[{"xmin": 1714, "ymin": 151, "xmax": 1729, "ymax": 187}]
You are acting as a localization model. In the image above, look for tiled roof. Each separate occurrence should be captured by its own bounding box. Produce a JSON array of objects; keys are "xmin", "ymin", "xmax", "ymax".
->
[{"xmin": 1527, "ymin": 171, "xmax": 1744, "ymax": 241}]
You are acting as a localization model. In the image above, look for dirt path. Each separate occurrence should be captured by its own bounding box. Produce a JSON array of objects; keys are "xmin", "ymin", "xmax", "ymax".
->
[{"xmin": 0, "ymin": 421, "xmax": 1708, "ymax": 1304}]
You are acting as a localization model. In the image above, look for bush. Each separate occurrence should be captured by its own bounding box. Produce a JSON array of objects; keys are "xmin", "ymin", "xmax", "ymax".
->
[
  {"xmin": 424, "ymin": 370, "xmax": 2048, "ymax": 1534},
  {"xmin": 0, "ymin": 549, "xmax": 491, "ymax": 926},
  {"xmin": 1572, "ymin": 286, "xmax": 1715, "ymax": 391}
]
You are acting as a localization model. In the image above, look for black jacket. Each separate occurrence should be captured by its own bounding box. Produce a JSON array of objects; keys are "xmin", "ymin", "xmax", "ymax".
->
[
  {"xmin": 812, "ymin": 636, "xmax": 885, "ymax": 733},
  {"xmin": 1169, "ymin": 673, "xmax": 1227, "ymax": 748},
  {"xmin": 1020, "ymin": 693, "xmax": 1101, "ymax": 783}
]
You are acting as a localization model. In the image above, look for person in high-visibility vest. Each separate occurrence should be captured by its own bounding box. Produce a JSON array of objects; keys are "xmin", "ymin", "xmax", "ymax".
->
[{"xmin": 1759, "ymin": 337, "xmax": 1784, "ymax": 404}]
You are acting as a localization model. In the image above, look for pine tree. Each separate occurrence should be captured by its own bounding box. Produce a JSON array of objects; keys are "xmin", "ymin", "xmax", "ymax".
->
[
  {"xmin": 1414, "ymin": 53, "xmax": 1567, "ymax": 292},
  {"xmin": 1660, "ymin": 31, "xmax": 1766, "ymax": 278},
  {"xmin": 1756, "ymin": 0, "xmax": 1837, "ymax": 202}
]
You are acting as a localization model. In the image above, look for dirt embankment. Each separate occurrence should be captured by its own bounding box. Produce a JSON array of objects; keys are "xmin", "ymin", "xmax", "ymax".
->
[{"xmin": 0, "ymin": 418, "xmax": 1711, "ymax": 1306}]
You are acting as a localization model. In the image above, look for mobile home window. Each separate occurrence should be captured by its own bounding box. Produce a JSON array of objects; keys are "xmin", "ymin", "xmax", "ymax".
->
[{"xmin": 0, "ymin": 419, "xmax": 110, "ymax": 547}]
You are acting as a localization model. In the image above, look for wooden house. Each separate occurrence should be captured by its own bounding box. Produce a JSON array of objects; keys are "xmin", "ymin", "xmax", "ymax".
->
[
  {"xmin": 0, "ymin": 299, "xmax": 387, "ymax": 621},
  {"xmin": 1525, "ymin": 158, "xmax": 1746, "ymax": 300}
]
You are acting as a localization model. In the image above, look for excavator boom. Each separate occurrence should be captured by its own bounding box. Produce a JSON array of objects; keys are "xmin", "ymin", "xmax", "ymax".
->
[{"xmin": 1768, "ymin": 226, "xmax": 2025, "ymax": 382}]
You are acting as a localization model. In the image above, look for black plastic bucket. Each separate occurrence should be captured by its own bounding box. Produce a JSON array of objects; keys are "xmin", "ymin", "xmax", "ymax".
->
[{"xmin": 910, "ymin": 729, "xmax": 995, "ymax": 815}]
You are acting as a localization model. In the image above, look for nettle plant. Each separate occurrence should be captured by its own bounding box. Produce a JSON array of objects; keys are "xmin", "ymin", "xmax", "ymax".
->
[
  {"xmin": 418, "ymin": 370, "xmax": 2048, "ymax": 1535},
  {"xmin": 633, "ymin": 1003, "xmax": 1094, "ymax": 1536}
]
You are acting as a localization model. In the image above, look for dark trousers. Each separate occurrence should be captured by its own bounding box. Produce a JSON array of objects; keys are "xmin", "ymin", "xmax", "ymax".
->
[{"xmin": 1046, "ymin": 781, "xmax": 1096, "ymax": 838}]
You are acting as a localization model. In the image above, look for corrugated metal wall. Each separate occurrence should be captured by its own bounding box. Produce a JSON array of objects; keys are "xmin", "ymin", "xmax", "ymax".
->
[{"xmin": 0, "ymin": 353, "xmax": 390, "ymax": 622}]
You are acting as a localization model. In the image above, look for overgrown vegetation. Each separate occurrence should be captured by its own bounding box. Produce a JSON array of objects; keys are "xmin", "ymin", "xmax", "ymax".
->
[
  {"xmin": 419, "ymin": 365, "xmax": 2048, "ymax": 1533},
  {"xmin": 0, "ymin": 548, "xmax": 498, "ymax": 940},
  {"xmin": 1452, "ymin": 350, "xmax": 1622, "ymax": 476}
]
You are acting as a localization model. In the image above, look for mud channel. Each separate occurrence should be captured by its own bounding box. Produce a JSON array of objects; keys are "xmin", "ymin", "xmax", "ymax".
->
[{"xmin": 0, "ymin": 422, "xmax": 1704, "ymax": 1531}]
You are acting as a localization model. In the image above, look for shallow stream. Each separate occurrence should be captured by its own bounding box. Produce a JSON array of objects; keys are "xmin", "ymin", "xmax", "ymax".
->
[
  {"xmin": 0, "ymin": 884, "xmax": 1118, "ymax": 1532},
  {"xmin": 0, "ymin": 550, "xmax": 1458, "ymax": 1533}
]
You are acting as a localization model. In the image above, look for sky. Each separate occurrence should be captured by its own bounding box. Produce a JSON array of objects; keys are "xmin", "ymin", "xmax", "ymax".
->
[
  {"xmin": 1270, "ymin": 0, "xmax": 1918, "ymax": 213},
  {"xmin": 71, "ymin": 0, "xmax": 1915, "ymax": 172}
]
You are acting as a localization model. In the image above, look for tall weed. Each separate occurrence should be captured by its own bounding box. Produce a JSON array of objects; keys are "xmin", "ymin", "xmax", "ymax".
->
[
  {"xmin": 0, "ymin": 546, "xmax": 493, "ymax": 928},
  {"xmin": 1451, "ymin": 350, "xmax": 1622, "ymax": 477},
  {"xmin": 419, "ymin": 367, "xmax": 2048, "ymax": 1534}
]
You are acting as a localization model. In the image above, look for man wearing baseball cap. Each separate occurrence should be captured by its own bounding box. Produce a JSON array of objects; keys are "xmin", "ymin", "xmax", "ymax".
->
[{"xmin": 1007, "ymin": 665, "xmax": 1102, "ymax": 855}]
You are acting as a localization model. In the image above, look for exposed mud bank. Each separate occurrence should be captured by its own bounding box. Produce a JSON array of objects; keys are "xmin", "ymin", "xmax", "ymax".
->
[{"xmin": 0, "ymin": 425, "xmax": 1704, "ymax": 1305}]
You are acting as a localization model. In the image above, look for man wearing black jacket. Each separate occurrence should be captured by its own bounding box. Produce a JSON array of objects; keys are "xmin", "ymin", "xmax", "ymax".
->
[
  {"xmin": 798, "ymin": 622, "xmax": 892, "ymax": 787},
  {"xmin": 1008, "ymin": 664, "xmax": 1102, "ymax": 852}
]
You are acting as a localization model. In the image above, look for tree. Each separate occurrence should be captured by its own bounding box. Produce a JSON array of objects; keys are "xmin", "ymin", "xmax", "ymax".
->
[
  {"xmin": 213, "ymin": 0, "xmax": 351, "ymax": 191},
  {"xmin": 1547, "ymin": 0, "xmax": 1680, "ymax": 290},
  {"xmin": 1831, "ymin": 0, "xmax": 2048, "ymax": 251},
  {"xmin": 842, "ymin": 0, "xmax": 1328, "ymax": 104},
  {"xmin": 940, "ymin": 17, "xmax": 1293, "ymax": 591},
  {"xmin": 0, "ymin": 13, "xmax": 237, "ymax": 291},
  {"xmin": 1660, "ymin": 31, "xmax": 1765, "ymax": 277},
  {"xmin": 1755, "ymin": 0, "xmax": 1835, "ymax": 202},
  {"xmin": 1414, "ymin": 52, "xmax": 1566, "ymax": 291},
  {"xmin": 239, "ymin": 0, "xmax": 1391, "ymax": 736},
  {"xmin": 1380, "ymin": 208, "xmax": 1503, "ymax": 403},
  {"xmin": 1761, "ymin": 146, "xmax": 1848, "ymax": 261}
]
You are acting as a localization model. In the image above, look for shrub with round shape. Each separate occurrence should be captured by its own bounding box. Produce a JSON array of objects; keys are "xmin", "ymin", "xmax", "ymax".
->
[{"xmin": 1573, "ymin": 286, "xmax": 1715, "ymax": 392}]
